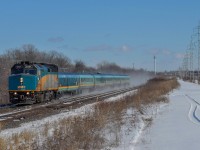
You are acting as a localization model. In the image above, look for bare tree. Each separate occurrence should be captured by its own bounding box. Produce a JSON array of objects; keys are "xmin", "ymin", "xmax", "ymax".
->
[
  {"xmin": 74, "ymin": 60, "xmax": 86, "ymax": 73},
  {"xmin": 22, "ymin": 44, "xmax": 39, "ymax": 62},
  {"xmin": 97, "ymin": 61, "xmax": 122, "ymax": 73}
]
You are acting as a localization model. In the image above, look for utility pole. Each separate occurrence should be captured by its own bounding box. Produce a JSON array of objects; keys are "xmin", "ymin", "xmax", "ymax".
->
[
  {"xmin": 132, "ymin": 63, "xmax": 135, "ymax": 70},
  {"xmin": 154, "ymin": 56, "xmax": 156, "ymax": 75}
]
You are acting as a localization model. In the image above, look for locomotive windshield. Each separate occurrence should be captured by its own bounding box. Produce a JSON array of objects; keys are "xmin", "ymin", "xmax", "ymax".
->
[{"xmin": 11, "ymin": 64, "xmax": 37, "ymax": 75}]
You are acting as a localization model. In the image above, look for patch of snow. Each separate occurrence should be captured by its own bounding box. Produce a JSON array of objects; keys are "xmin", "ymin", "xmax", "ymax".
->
[
  {"xmin": 134, "ymin": 80, "xmax": 200, "ymax": 150},
  {"xmin": 105, "ymin": 90, "xmax": 137, "ymax": 102}
]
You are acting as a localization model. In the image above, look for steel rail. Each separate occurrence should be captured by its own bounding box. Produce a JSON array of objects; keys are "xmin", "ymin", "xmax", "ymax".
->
[{"xmin": 0, "ymin": 87, "xmax": 138, "ymax": 122}]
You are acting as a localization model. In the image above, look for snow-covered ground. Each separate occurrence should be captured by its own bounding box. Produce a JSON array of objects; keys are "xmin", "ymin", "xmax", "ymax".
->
[
  {"xmin": 135, "ymin": 80, "xmax": 200, "ymax": 150},
  {"xmin": 2, "ymin": 80, "xmax": 198, "ymax": 150}
]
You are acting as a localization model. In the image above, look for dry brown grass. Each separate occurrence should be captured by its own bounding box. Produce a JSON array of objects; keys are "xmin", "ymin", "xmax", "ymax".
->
[
  {"xmin": 0, "ymin": 137, "xmax": 7, "ymax": 150},
  {"xmin": 131, "ymin": 77, "xmax": 179, "ymax": 109},
  {"xmin": 0, "ymin": 122, "xmax": 4, "ymax": 131}
]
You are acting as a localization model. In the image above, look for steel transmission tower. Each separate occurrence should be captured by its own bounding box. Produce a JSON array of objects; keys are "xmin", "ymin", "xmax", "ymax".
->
[
  {"xmin": 189, "ymin": 35, "xmax": 196, "ymax": 81},
  {"xmin": 181, "ymin": 23, "xmax": 200, "ymax": 82},
  {"xmin": 182, "ymin": 51, "xmax": 189, "ymax": 79},
  {"xmin": 198, "ymin": 23, "xmax": 200, "ymax": 81}
]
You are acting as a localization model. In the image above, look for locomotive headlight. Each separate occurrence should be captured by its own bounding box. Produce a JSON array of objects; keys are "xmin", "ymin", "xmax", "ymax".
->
[
  {"xmin": 26, "ymin": 92, "xmax": 30, "ymax": 95},
  {"xmin": 14, "ymin": 92, "xmax": 17, "ymax": 95},
  {"xmin": 20, "ymin": 77, "xmax": 23, "ymax": 83}
]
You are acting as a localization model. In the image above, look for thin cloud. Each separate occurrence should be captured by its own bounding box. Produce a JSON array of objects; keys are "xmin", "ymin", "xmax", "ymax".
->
[
  {"xmin": 175, "ymin": 53, "xmax": 185, "ymax": 59},
  {"xmin": 119, "ymin": 45, "xmax": 132, "ymax": 52},
  {"xmin": 149, "ymin": 49, "xmax": 162, "ymax": 55},
  {"xmin": 85, "ymin": 44, "xmax": 133, "ymax": 52},
  {"xmin": 162, "ymin": 50, "xmax": 171, "ymax": 55},
  {"xmin": 149, "ymin": 48, "xmax": 172, "ymax": 56}
]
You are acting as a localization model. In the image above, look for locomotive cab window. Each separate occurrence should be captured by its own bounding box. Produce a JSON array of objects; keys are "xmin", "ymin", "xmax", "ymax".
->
[
  {"xmin": 11, "ymin": 67, "xmax": 23, "ymax": 74},
  {"xmin": 24, "ymin": 69, "xmax": 37, "ymax": 75},
  {"xmin": 11, "ymin": 63, "xmax": 37, "ymax": 75}
]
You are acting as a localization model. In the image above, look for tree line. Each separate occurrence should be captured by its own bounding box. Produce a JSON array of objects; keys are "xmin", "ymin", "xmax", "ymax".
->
[{"xmin": 0, "ymin": 44, "xmax": 152, "ymax": 103}]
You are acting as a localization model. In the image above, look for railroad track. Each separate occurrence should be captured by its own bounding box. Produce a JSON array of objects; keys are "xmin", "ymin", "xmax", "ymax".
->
[
  {"xmin": 47, "ymin": 86, "xmax": 138, "ymax": 109},
  {"xmin": 0, "ymin": 86, "xmax": 138, "ymax": 129}
]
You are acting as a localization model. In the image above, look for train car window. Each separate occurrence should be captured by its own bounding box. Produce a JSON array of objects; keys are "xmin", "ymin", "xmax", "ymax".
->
[
  {"xmin": 82, "ymin": 78, "xmax": 90, "ymax": 82},
  {"xmin": 64, "ymin": 78, "xmax": 67, "ymax": 84}
]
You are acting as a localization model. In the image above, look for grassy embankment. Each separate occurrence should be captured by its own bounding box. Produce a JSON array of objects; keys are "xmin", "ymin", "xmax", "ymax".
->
[{"xmin": 0, "ymin": 77, "xmax": 180, "ymax": 150}]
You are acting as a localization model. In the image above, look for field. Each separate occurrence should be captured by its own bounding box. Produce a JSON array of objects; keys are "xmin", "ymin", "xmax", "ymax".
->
[
  {"xmin": 135, "ymin": 80, "xmax": 200, "ymax": 149},
  {"xmin": 0, "ymin": 77, "xmax": 179, "ymax": 150}
]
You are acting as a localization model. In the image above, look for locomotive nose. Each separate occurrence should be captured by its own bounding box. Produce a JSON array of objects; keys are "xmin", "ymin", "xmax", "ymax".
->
[
  {"xmin": 9, "ymin": 74, "xmax": 38, "ymax": 91},
  {"xmin": 9, "ymin": 74, "xmax": 38, "ymax": 104}
]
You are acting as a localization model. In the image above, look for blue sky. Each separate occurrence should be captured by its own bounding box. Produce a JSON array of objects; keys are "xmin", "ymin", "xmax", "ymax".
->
[{"xmin": 0, "ymin": 0, "xmax": 200, "ymax": 71}]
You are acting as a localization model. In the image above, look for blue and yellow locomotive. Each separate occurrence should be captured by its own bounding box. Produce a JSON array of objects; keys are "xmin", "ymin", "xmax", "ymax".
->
[
  {"xmin": 8, "ymin": 61, "xmax": 130, "ymax": 104},
  {"xmin": 9, "ymin": 61, "xmax": 58, "ymax": 103}
]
